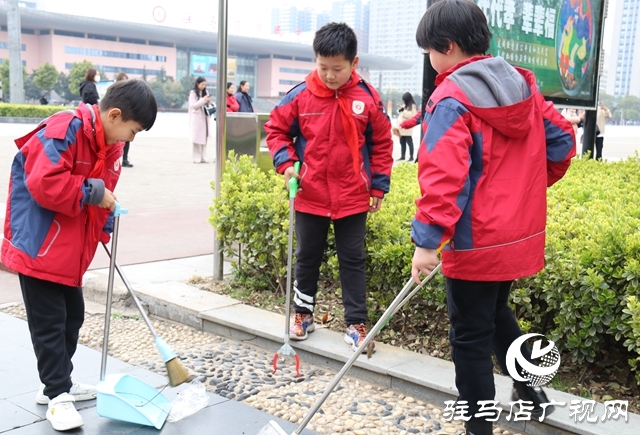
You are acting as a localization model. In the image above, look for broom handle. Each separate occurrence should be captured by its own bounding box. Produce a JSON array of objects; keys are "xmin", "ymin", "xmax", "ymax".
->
[
  {"xmin": 293, "ymin": 264, "xmax": 442, "ymax": 434},
  {"xmin": 101, "ymin": 242, "xmax": 159, "ymax": 339}
]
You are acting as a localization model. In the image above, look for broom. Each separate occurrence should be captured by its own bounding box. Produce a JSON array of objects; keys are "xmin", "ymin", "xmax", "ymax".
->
[
  {"xmin": 101, "ymin": 243, "xmax": 190, "ymax": 386},
  {"xmin": 100, "ymin": 202, "xmax": 190, "ymax": 387}
]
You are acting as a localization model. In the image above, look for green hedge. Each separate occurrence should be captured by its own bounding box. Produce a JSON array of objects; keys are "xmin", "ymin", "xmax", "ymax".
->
[
  {"xmin": 210, "ymin": 154, "xmax": 640, "ymax": 381},
  {"xmin": 0, "ymin": 103, "xmax": 68, "ymax": 118},
  {"xmin": 515, "ymin": 157, "xmax": 640, "ymax": 375}
]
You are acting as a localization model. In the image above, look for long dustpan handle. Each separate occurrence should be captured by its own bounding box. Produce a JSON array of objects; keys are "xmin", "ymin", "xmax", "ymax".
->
[
  {"xmin": 293, "ymin": 264, "xmax": 442, "ymax": 434},
  {"xmin": 100, "ymin": 202, "xmax": 128, "ymax": 381}
]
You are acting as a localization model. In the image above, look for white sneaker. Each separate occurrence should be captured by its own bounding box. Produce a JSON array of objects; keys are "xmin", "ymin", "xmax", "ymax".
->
[
  {"xmin": 46, "ymin": 393, "xmax": 84, "ymax": 431},
  {"xmin": 36, "ymin": 381, "xmax": 97, "ymax": 405}
]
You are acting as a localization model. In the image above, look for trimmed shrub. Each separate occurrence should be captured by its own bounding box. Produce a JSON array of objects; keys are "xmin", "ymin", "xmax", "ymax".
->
[
  {"xmin": 0, "ymin": 103, "xmax": 68, "ymax": 118},
  {"xmin": 209, "ymin": 152, "xmax": 290, "ymax": 293},
  {"xmin": 516, "ymin": 157, "xmax": 640, "ymax": 366},
  {"xmin": 210, "ymin": 154, "xmax": 640, "ymax": 379}
]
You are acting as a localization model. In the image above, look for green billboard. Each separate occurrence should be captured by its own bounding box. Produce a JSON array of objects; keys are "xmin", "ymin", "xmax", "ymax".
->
[{"xmin": 474, "ymin": 0, "xmax": 605, "ymax": 108}]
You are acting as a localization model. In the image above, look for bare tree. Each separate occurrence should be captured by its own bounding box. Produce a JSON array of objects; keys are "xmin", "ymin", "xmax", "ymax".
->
[{"xmin": 8, "ymin": 0, "xmax": 24, "ymax": 103}]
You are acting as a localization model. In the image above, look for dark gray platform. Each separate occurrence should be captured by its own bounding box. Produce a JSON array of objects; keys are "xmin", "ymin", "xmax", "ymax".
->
[{"xmin": 0, "ymin": 312, "xmax": 315, "ymax": 434}]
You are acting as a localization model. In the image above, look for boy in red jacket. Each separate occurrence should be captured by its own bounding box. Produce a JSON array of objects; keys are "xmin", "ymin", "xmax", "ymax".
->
[
  {"xmin": 410, "ymin": 1, "xmax": 575, "ymax": 434},
  {"xmin": 266, "ymin": 23, "xmax": 393, "ymax": 352},
  {"xmin": 2, "ymin": 79, "xmax": 157, "ymax": 431}
]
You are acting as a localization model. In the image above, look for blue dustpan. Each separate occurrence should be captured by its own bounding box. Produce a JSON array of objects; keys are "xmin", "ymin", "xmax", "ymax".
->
[{"xmin": 97, "ymin": 374, "xmax": 171, "ymax": 429}]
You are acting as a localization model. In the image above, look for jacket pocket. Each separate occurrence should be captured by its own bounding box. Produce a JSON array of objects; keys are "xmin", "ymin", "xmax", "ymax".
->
[
  {"xmin": 359, "ymin": 163, "xmax": 370, "ymax": 192},
  {"xmin": 37, "ymin": 220, "xmax": 61, "ymax": 257}
]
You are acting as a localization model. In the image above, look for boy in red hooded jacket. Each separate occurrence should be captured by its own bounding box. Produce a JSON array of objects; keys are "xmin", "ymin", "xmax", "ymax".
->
[
  {"xmin": 410, "ymin": 1, "xmax": 575, "ymax": 434},
  {"xmin": 2, "ymin": 80, "xmax": 156, "ymax": 431},
  {"xmin": 265, "ymin": 23, "xmax": 393, "ymax": 352}
]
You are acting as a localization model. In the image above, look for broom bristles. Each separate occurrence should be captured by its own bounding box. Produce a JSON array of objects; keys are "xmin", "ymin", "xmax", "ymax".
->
[{"xmin": 166, "ymin": 356, "xmax": 190, "ymax": 387}]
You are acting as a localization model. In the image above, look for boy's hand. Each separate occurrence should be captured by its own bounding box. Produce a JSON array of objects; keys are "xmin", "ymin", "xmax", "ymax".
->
[
  {"xmin": 283, "ymin": 165, "xmax": 299, "ymax": 188},
  {"xmin": 411, "ymin": 247, "xmax": 439, "ymax": 284},
  {"xmin": 370, "ymin": 196, "xmax": 383, "ymax": 213},
  {"xmin": 99, "ymin": 188, "xmax": 117, "ymax": 211}
]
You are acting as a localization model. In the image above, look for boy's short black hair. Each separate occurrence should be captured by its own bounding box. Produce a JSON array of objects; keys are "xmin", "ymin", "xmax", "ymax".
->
[
  {"xmin": 100, "ymin": 79, "xmax": 157, "ymax": 131},
  {"xmin": 416, "ymin": 0, "xmax": 492, "ymax": 55},
  {"xmin": 313, "ymin": 22, "xmax": 358, "ymax": 62}
]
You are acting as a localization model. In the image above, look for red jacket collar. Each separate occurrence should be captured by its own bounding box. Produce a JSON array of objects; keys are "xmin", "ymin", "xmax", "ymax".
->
[{"xmin": 305, "ymin": 69, "xmax": 360, "ymax": 97}]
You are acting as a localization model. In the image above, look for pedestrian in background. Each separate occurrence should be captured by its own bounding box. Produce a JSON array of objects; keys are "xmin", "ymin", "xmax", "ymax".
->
[
  {"xmin": 188, "ymin": 77, "xmax": 211, "ymax": 163},
  {"xmin": 235, "ymin": 81, "xmax": 254, "ymax": 112},
  {"xmin": 265, "ymin": 22, "xmax": 393, "ymax": 353},
  {"xmin": 116, "ymin": 72, "xmax": 133, "ymax": 167},
  {"xmin": 561, "ymin": 107, "xmax": 581, "ymax": 154},
  {"xmin": 394, "ymin": 92, "xmax": 418, "ymax": 161},
  {"xmin": 79, "ymin": 68, "xmax": 100, "ymax": 105},
  {"xmin": 226, "ymin": 82, "xmax": 240, "ymax": 112},
  {"xmin": 595, "ymin": 102, "xmax": 612, "ymax": 160},
  {"xmin": 410, "ymin": 1, "xmax": 575, "ymax": 434}
]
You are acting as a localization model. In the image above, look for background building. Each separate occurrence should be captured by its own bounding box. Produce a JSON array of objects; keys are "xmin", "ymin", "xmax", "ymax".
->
[
  {"xmin": 331, "ymin": 0, "xmax": 370, "ymax": 52},
  {"xmin": 271, "ymin": 0, "xmax": 369, "ymax": 52},
  {"xmin": 0, "ymin": 5, "xmax": 409, "ymax": 101},
  {"xmin": 368, "ymin": 0, "xmax": 424, "ymax": 97},
  {"xmin": 606, "ymin": 0, "xmax": 640, "ymax": 97}
]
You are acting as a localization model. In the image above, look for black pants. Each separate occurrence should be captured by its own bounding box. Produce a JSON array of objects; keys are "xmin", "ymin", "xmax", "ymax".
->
[
  {"xmin": 293, "ymin": 211, "xmax": 367, "ymax": 326},
  {"xmin": 399, "ymin": 136, "xmax": 414, "ymax": 160},
  {"xmin": 595, "ymin": 136, "xmax": 603, "ymax": 160},
  {"xmin": 20, "ymin": 274, "xmax": 84, "ymax": 400},
  {"xmin": 123, "ymin": 141, "xmax": 130, "ymax": 162},
  {"xmin": 446, "ymin": 278, "xmax": 533, "ymax": 419},
  {"xmin": 582, "ymin": 135, "xmax": 604, "ymax": 160}
]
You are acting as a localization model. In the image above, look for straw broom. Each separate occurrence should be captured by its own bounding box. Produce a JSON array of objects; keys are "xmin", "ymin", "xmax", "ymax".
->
[{"xmin": 102, "ymin": 243, "xmax": 190, "ymax": 386}]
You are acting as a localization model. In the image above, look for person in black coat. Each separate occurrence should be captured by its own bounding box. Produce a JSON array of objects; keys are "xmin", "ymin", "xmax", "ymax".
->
[
  {"xmin": 234, "ymin": 81, "xmax": 254, "ymax": 112},
  {"xmin": 79, "ymin": 68, "xmax": 100, "ymax": 105}
]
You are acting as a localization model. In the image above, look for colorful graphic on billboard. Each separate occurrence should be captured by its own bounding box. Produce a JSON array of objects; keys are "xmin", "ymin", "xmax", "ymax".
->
[
  {"xmin": 96, "ymin": 81, "xmax": 114, "ymax": 99},
  {"xmin": 190, "ymin": 54, "xmax": 237, "ymax": 81},
  {"xmin": 474, "ymin": 0, "xmax": 604, "ymax": 108}
]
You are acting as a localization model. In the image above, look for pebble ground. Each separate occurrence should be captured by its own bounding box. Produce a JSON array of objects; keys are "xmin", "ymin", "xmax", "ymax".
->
[{"xmin": 1, "ymin": 303, "xmax": 521, "ymax": 435}]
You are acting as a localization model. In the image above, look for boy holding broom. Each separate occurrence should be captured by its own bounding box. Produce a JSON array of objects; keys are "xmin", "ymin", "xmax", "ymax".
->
[{"xmin": 1, "ymin": 79, "xmax": 157, "ymax": 431}]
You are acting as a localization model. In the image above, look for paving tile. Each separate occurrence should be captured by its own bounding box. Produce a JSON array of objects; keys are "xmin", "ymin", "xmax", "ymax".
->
[
  {"xmin": 0, "ymin": 339, "xmax": 38, "ymax": 400},
  {"xmin": 0, "ymin": 400, "xmax": 41, "ymax": 432}
]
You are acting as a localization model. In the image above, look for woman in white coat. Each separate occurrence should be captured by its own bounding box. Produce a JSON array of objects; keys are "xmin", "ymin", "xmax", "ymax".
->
[
  {"xmin": 188, "ymin": 77, "xmax": 212, "ymax": 163},
  {"xmin": 395, "ymin": 92, "xmax": 418, "ymax": 161}
]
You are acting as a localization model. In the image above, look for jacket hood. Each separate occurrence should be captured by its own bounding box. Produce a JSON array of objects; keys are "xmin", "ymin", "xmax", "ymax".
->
[
  {"xmin": 75, "ymin": 103, "xmax": 98, "ymax": 145},
  {"xmin": 79, "ymin": 80, "xmax": 93, "ymax": 92},
  {"xmin": 440, "ymin": 56, "xmax": 536, "ymax": 139}
]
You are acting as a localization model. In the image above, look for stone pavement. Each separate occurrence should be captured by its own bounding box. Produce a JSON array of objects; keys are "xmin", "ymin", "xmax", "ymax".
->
[
  {"xmin": 0, "ymin": 309, "xmax": 316, "ymax": 434},
  {"xmin": 1, "ymin": 116, "xmax": 640, "ymax": 434}
]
